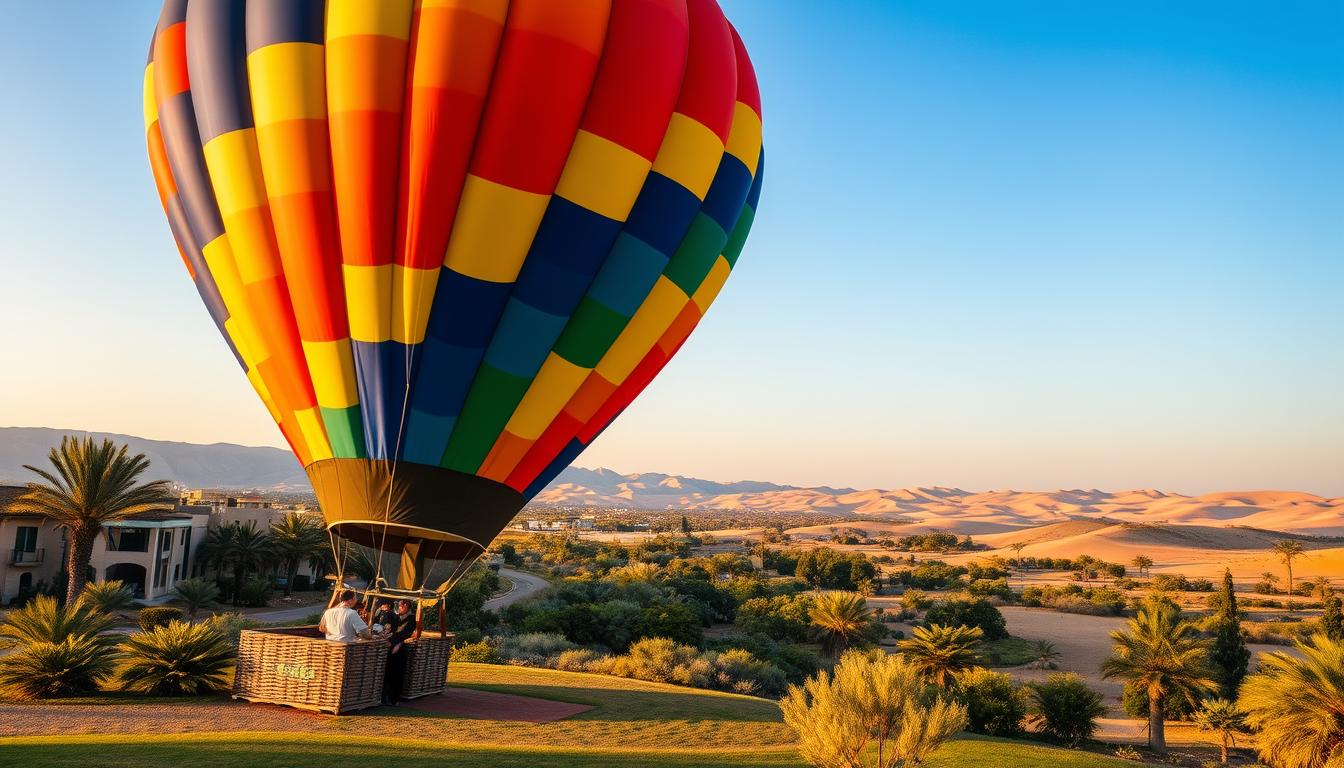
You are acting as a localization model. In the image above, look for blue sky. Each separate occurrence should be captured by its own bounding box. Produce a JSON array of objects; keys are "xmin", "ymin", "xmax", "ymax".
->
[{"xmin": 1, "ymin": 2, "xmax": 1340, "ymax": 494}]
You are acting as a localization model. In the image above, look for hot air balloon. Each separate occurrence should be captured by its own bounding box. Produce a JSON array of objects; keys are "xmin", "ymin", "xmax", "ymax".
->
[{"xmin": 143, "ymin": 0, "xmax": 763, "ymax": 597}]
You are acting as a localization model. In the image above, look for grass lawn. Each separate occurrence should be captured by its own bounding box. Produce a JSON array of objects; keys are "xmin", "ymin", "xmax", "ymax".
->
[
  {"xmin": 0, "ymin": 733, "xmax": 1151, "ymax": 768},
  {"xmin": 981, "ymin": 636, "xmax": 1040, "ymax": 666},
  {"xmin": 0, "ymin": 663, "xmax": 1152, "ymax": 766}
]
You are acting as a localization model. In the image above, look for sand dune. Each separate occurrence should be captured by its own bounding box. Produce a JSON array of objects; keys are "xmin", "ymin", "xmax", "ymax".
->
[{"xmin": 534, "ymin": 472, "xmax": 1342, "ymax": 537}]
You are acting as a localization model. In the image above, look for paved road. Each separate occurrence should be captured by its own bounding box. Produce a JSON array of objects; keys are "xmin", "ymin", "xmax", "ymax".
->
[{"xmin": 484, "ymin": 568, "xmax": 550, "ymax": 611}]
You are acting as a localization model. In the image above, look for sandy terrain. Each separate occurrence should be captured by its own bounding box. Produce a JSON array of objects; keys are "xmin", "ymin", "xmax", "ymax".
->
[{"xmin": 536, "ymin": 472, "xmax": 1344, "ymax": 536}]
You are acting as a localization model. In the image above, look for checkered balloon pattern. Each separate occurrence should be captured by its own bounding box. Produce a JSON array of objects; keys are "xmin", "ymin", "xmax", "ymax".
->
[{"xmin": 145, "ymin": 0, "xmax": 762, "ymax": 511}]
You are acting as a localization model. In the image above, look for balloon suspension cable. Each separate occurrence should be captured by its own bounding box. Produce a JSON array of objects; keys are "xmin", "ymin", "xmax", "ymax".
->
[
  {"xmin": 373, "ymin": 242, "xmax": 435, "ymax": 591},
  {"xmin": 326, "ymin": 528, "xmax": 346, "ymax": 609}
]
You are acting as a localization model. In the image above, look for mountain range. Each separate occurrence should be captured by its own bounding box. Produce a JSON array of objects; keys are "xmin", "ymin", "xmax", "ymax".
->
[{"xmin": 3, "ymin": 427, "xmax": 1340, "ymax": 535}]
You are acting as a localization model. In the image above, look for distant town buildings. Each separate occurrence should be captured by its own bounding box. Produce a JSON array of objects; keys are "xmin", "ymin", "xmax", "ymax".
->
[
  {"xmin": 0, "ymin": 485, "xmax": 320, "ymax": 605},
  {"xmin": 517, "ymin": 516, "xmax": 597, "ymax": 532}
]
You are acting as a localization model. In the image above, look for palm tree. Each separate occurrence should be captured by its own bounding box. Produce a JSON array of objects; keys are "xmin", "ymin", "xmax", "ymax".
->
[
  {"xmin": 1239, "ymin": 633, "xmax": 1344, "ymax": 768},
  {"xmin": 224, "ymin": 521, "xmax": 272, "ymax": 605},
  {"xmin": 897, "ymin": 624, "xmax": 983, "ymax": 687},
  {"xmin": 1131, "ymin": 555, "xmax": 1153, "ymax": 578},
  {"xmin": 170, "ymin": 578, "xmax": 221, "ymax": 620},
  {"xmin": 1027, "ymin": 639, "xmax": 1061, "ymax": 670},
  {"xmin": 12, "ymin": 437, "xmax": 172, "ymax": 603},
  {"xmin": 118, "ymin": 620, "xmax": 234, "ymax": 695},
  {"xmin": 268, "ymin": 513, "xmax": 327, "ymax": 596},
  {"xmin": 1260, "ymin": 571, "xmax": 1280, "ymax": 594},
  {"xmin": 1271, "ymin": 540, "xmax": 1306, "ymax": 607},
  {"xmin": 77, "ymin": 580, "xmax": 136, "ymax": 613},
  {"xmin": 1192, "ymin": 698, "xmax": 1245, "ymax": 767},
  {"xmin": 1100, "ymin": 597, "xmax": 1217, "ymax": 753},
  {"xmin": 810, "ymin": 591, "xmax": 873, "ymax": 657}
]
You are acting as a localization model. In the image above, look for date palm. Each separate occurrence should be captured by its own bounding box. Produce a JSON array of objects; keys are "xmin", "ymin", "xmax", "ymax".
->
[
  {"xmin": 269, "ymin": 512, "xmax": 327, "ymax": 596},
  {"xmin": 1192, "ymin": 698, "xmax": 1245, "ymax": 767},
  {"xmin": 1028, "ymin": 639, "xmax": 1061, "ymax": 670},
  {"xmin": 810, "ymin": 591, "xmax": 873, "ymax": 657},
  {"xmin": 1239, "ymin": 633, "xmax": 1344, "ymax": 768},
  {"xmin": 0, "ymin": 595, "xmax": 120, "ymax": 699},
  {"xmin": 1271, "ymin": 540, "xmax": 1306, "ymax": 608},
  {"xmin": 897, "ymin": 624, "xmax": 983, "ymax": 687},
  {"xmin": 12, "ymin": 437, "xmax": 171, "ymax": 603},
  {"xmin": 1101, "ymin": 597, "xmax": 1216, "ymax": 753}
]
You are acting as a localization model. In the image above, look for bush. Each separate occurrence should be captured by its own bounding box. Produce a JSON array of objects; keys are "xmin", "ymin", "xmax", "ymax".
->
[
  {"xmin": 138, "ymin": 606, "xmax": 183, "ymax": 632},
  {"xmin": 900, "ymin": 589, "xmax": 932, "ymax": 612},
  {"xmin": 923, "ymin": 598, "xmax": 1008, "ymax": 641},
  {"xmin": 449, "ymin": 639, "xmax": 497, "ymax": 664},
  {"xmin": 633, "ymin": 603, "xmax": 703, "ymax": 646},
  {"xmin": 238, "ymin": 577, "xmax": 273, "ymax": 608},
  {"xmin": 1121, "ymin": 679, "xmax": 1200, "ymax": 720},
  {"xmin": 781, "ymin": 650, "xmax": 967, "ymax": 768},
  {"xmin": 958, "ymin": 667, "xmax": 1026, "ymax": 737},
  {"xmin": 117, "ymin": 620, "xmax": 233, "ymax": 696},
  {"xmin": 552, "ymin": 648, "xmax": 601, "ymax": 672},
  {"xmin": 170, "ymin": 578, "xmax": 220, "ymax": 619},
  {"xmin": 203, "ymin": 612, "xmax": 263, "ymax": 649},
  {"xmin": 1029, "ymin": 672, "xmax": 1107, "ymax": 746},
  {"xmin": 735, "ymin": 595, "xmax": 812, "ymax": 642},
  {"xmin": 497, "ymin": 632, "xmax": 577, "ymax": 665},
  {"xmin": 0, "ymin": 636, "xmax": 120, "ymax": 700},
  {"xmin": 78, "ymin": 581, "xmax": 137, "ymax": 613}
]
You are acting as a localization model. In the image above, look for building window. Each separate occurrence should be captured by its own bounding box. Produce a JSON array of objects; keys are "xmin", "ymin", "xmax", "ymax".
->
[
  {"xmin": 106, "ymin": 528, "xmax": 150, "ymax": 552},
  {"xmin": 173, "ymin": 564, "xmax": 180, "ymax": 582},
  {"xmin": 14, "ymin": 526, "xmax": 38, "ymax": 552},
  {"xmin": 161, "ymin": 530, "xmax": 173, "ymax": 551}
]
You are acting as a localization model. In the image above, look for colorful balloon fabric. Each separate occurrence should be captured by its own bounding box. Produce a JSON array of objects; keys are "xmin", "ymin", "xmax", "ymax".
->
[{"xmin": 144, "ymin": 0, "xmax": 762, "ymax": 568}]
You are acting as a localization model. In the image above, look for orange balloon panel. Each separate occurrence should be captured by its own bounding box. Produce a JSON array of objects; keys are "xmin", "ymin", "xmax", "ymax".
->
[{"xmin": 144, "ymin": 0, "xmax": 763, "ymax": 561}]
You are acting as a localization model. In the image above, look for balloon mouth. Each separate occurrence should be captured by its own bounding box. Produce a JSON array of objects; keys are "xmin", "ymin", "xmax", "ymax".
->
[{"xmin": 306, "ymin": 457, "xmax": 525, "ymax": 585}]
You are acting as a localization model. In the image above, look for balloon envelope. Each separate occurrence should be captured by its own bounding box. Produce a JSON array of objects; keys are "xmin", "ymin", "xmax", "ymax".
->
[{"xmin": 143, "ymin": 0, "xmax": 763, "ymax": 573}]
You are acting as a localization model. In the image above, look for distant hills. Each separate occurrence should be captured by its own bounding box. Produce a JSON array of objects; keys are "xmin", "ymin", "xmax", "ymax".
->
[
  {"xmin": 0, "ymin": 427, "xmax": 306, "ymax": 489},
  {"xmin": 4, "ymin": 427, "xmax": 1340, "ymax": 535}
]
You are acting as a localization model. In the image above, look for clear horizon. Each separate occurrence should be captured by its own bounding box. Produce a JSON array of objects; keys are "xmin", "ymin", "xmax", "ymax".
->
[{"xmin": 2, "ymin": 2, "xmax": 1341, "ymax": 496}]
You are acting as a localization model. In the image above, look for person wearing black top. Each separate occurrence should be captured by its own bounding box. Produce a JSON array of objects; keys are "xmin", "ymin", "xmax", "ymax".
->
[
  {"xmin": 371, "ymin": 601, "xmax": 394, "ymax": 633},
  {"xmin": 382, "ymin": 599, "xmax": 418, "ymax": 705}
]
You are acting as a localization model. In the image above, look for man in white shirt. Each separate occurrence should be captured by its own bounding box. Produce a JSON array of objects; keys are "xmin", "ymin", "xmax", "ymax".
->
[{"xmin": 319, "ymin": 590, "xmax": 372, "ymax": 643}]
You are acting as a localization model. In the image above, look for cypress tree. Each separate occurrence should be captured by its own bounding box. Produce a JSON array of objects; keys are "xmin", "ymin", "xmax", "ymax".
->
[
  {"xmin": 1209, "ymin": 569, "xmax": 1251, "ymax": 699},
  {"xmin": 1322, "ymin": 587, "xmax": 1344, "ymax": 642}
]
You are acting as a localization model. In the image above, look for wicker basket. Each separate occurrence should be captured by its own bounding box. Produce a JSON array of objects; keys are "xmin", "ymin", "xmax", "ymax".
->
[
  {"xmin": 401, "ymin": 631, "xmax": 453, "ymax": 699},
  {"xmin": 232, "ymin": 627, "xmax": 388, "ymax": 714}
]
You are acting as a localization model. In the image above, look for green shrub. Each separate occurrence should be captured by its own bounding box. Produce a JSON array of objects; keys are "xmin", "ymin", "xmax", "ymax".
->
[
  {"xmin": 923, "ymin": 598, "xmax": 1008, "ymax": 641},
  {"xmin": 958, "ymin": 667, "xmax": 1027, "ymax": 737},
  {"xmin": 118, "ymin": 620, "xmax": 233, "ymax": 696},
  {"xmin": 204, "ymin": 612, "xmax": 263, "ymax": 649},
  {"xmin": 1121, "ymin": 679, "xmax": 1200, "ymax": 720},
  {"xmin": 138, "ymin": 606, "xmax": 183, "ymax": 632},
  {"xmin": 552, "ymin": 648, "xmax": 601, "ymax": 671},
  {"xmin": 78, "ymin": 581, "xmax": 137, "ymax": 613},
  {"xmin": 634, "ymin": 603, "xmax": 703, "ymax": 646},
  {"xmin": 449, "ymin": 639, "xmax": 497, "ymax": 664},
  {"xmin": 735, "ymin": 594, "xmax": 812, "ymax": 642},
  {"xmin": 0, "ymin": 636, "xmax": 120, "ymax": 699},
  {"xmin": 498, "ymin": 632, "xmax": 577, "ymax": 665},
  {"xmin": 900, "ymin": 588, "xmax": 932, "ymax": 612},
  {"xmin": 170, "ymin": 578, "xmax": 221, "ymax": 619},
  {"xmin": 1029, "ymin": 672, "xmax": 1107, "ymax": 746},
  {"xmin": 238, "ymin": 577, "xmax": 272, "ymax": 608},
  {"xmin": 1, "ymin": 595, "xmax": 117, "ymax": 648}
]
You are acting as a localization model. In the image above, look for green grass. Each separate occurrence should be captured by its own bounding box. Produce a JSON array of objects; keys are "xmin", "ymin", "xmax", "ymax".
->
[
  {"xmin": 0, "ymin": 733, "xmax": 1150, "ymax": 768},
  {"xmin": 981, "ymin": 636, "xmax": 1040, "ymax": 666},
  {"xmin": 0, "ymin": 663, "xmax": 1149, "ymax": 767}
]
